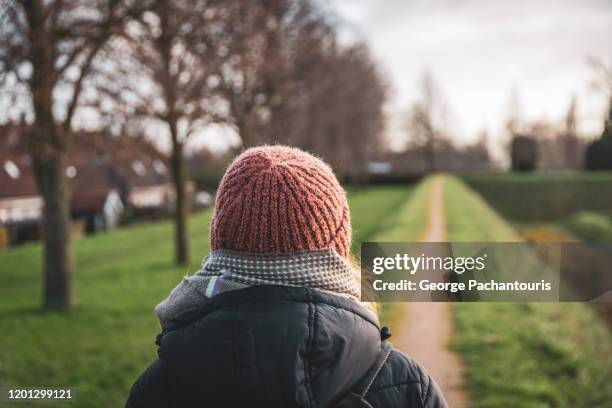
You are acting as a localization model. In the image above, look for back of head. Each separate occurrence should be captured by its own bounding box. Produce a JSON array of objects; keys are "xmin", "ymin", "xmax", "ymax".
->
[{"xmin": 211, "ymin": 145, "xmax": 351, "ymax": 258}]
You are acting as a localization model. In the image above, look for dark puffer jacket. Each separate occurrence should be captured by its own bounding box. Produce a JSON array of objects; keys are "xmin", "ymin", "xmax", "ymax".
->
[{"xmin": 126, "ymin": 286, "xmax": 447, "ymax": 408}]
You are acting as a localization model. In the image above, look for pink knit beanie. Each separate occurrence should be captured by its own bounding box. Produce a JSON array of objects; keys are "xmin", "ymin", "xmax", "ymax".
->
[{"xmin": 210, "ymin": 146, "xmax": 351, "ymax": 258}]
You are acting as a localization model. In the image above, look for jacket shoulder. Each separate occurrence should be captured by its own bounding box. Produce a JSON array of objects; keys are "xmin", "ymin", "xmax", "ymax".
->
[{"xmin": 364, "ymin": 348, "xmax": 447, "ymax": 408}]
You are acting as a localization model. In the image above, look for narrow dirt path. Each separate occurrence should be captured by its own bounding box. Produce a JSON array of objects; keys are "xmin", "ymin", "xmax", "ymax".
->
[{"xmin": 392, "ymin": 176, "xmax": 468, "ymax": 407}]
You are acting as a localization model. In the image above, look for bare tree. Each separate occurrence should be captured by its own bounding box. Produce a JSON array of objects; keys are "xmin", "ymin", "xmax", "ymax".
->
[
  {"xmin": 216, "ymin": 0, "xmax": 330, "ymax": 148},
  {"xmin": 0, "ymin": 0, "xmax": 140, "ymax": 309},
  {"xmin": 585, "ymin": 57, "xmax": 612, "ymax": 170},
  {"xmin": 587, "ymin": 56, "xmax": 612, "ymax": 135},
  {"xmin": 563, "ymin": 95, "xmax": 581, "ymax": 169},
  {"xmin": 304, "ymin": 42, "xmax": 387, "ymax": 181},
  {"xmin": 93, "ymin": 0, "xmax": 233, "ymax": 265},
  {"xmin": 216, "ymin": 0, "xmax": 387, "ymax": 178},
  {"xmin": 588, "ymin": 56, "xmax": 612, "ymax": 98},
  {"xmin": 504, "ymin": 89, "xmax": 522, "ymax": 136},
  {"xmin": 406, "ymin": 70, "xmax": 447, "ymax": 172}
]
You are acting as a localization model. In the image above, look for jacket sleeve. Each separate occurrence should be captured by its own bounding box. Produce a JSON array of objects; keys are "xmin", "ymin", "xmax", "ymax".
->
[
  {"xmin": 418, "ymin": 366, "xmax": 447, "ymax": 408},
  {"xmin": 125, "ymin": 359, "xmax": 171, "ymax": 408},
  {"xmin": 365, "ymin": 349, "xmax": 448, "ymax": 408}
]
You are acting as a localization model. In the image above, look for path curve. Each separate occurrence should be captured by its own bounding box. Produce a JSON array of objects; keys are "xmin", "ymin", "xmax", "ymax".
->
[{"xmin": 392, "ymin": 177, "xmax": 468, "ymax": 407}]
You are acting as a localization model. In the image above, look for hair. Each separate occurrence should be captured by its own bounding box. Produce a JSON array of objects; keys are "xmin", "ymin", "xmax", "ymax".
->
[{"xmin": 348, "ymin": 254, "xmax": 379, "ymax": 316}]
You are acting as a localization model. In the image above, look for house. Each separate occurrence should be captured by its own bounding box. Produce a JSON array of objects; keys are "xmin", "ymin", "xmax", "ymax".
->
[
  {"xmin": 67, "ymin": 132, "xmax": 175, "ymax": 220},
  {"xmin": 0, "ymin": 123, "xmax": 43, "ymax": 245},
  {"xmin": 0, "ymin": 123, "xmax": 175, "ymax": 246}
]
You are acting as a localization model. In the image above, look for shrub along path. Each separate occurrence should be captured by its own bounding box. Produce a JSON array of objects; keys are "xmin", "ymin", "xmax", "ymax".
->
[{"xmin": 392, "ymin": 176, "xmax": 469, "ymax": 408}]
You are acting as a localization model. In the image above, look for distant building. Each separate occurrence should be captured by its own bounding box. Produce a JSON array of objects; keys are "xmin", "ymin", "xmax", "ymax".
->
[
  {"xmin": 0, "ymin": 123, "xmax": 42, "ymax": 245},
  {"xmin": 366, "ymin": 140, "xmax": 495, "ymax": 181},
  {"xmin": 0, "ymin": 124, "xmax": 175, "ymax": 246},
  {"xmin": 367, "ymin": 162, "xmax": 393, "ymax": 175},
  {"xmin": 67, "ymin": 130, "xmax": 175, "ymax": 220}
]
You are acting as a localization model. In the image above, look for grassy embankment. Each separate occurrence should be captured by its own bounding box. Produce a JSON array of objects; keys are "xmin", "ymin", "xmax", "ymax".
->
[
  {"xmin": 462, "ymin": 172, "xmax": 612, "ymax": 242},
  {"xmin": 462, "ymin": 172, "xmax": 612, "ymax": 222},
  {"xmin": 445, "ymin": 176, "xmax": 612, "ymax": 408},
  {"xmin": 0, "ymin": 185, "xmax": 417, "ymax": 407}
]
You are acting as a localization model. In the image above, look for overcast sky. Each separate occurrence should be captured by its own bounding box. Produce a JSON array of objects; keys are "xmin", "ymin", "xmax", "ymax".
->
[{"xmin": 331, "ymin": 0, "xmax": 612, "ymax": 155}]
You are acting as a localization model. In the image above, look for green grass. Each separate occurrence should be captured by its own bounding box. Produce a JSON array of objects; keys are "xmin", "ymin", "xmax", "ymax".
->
[
  {"xmin": 445, "ymin": 177, "xmax": 522, "ymax": 242},
  {"xmin": 559, "ymin": 211, "xmax": 612, "ymax": 242},
  {"xmin": 445, "ymin": 177, "xmax": 612, "ymax": 408},
  {"xmin": 0, "ymin": 211, "xmax": 213, "ymax": 407},
  {"xmin": 463, "ymin": 172, "xmax": 612, "ymax": 222},
  {"xmin": 348, "ymin": 184, "xmax": 420, "ymax": 326},
  {"xmin": 367, "ymin": 178, "xmax": 432, "ymax": 242},
  {"xmin": 0, "ymin": 185, "xmax": 417, "ymax": 407},
  {"xmin": 8, "ymin": 177, "xmax": 609, "ymax": 408},
  {"xmin": 361, "ymin": 180, "xmax": 434, "ymax": 327},
  {"xmin": 348, "ymin": 185, "xmax": 415, "ymax": 253}
]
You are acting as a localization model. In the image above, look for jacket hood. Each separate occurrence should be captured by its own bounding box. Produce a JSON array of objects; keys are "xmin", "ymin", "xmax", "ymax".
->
[{"xmin": 158, "ymin": 285, "xmax": 382, "ymax": 408}]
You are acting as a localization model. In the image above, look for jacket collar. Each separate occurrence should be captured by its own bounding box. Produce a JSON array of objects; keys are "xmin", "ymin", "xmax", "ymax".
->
[{"xmin": 162, "ymin": 284, "xmax": 379, "ymax": 333}]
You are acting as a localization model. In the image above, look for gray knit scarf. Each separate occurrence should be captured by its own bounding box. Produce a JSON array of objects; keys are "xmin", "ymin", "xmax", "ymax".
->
[{"xmin": 155, "ymin": 249, "xmax": 361, "ymax": 329}]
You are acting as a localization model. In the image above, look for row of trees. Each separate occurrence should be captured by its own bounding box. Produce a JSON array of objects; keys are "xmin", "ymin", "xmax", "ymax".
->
[
  {"xmin": 403, "ymin": 70, "xmax": 449, "ymax": 172},
  {"xmin": 403, "ymin": 70, "xmax": 492, "ymax": 173},
  {"xmin": 508, "ymin": 96, "xmax": 582, "ymax": 171},
  {"xmin": 585, "ymin": 60, "xmax": 612, "ymax": 169},
  {"xmin": 508, "ymin": 98, "xmax": 612, "ymax": 172},
  {"xmin": 403, "ymin": 59, "xmax": 612, "ymax": 173},
  {"xmin": 0, "ymin": 0, "xmax": 387, "ymax": 309},
  {"xmin": 507, "ymin": 58, "xmax": 612, "ymax": 172},
  {"xmin": 585, "ymin": 99, "xmax": 612, "ymax": 170}
]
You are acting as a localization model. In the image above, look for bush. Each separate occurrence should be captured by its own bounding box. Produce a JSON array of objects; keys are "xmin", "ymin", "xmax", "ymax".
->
[
  {"xmin": 463, "ymin": 173, "xmax": 612, "ymax": 222},
  {"xmin": 561, "ymin": 211, "xmax": 612, "ymax": 242},
  {"xmin": 585, "ymin": 104, "xmax": 612, "ymax": 170},
  {"xmin": 511, "ymin": 135, "xmax": 538, "ymax": 171},
  {"xmin": 585, "ymin": 132, "xmax": 612, "ymax": 170}
]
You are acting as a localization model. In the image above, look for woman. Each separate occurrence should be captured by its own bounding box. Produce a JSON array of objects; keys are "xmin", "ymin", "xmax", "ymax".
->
[{"xmin": 126, "ymin": 146, "xmax": 446, "ymax": 408}]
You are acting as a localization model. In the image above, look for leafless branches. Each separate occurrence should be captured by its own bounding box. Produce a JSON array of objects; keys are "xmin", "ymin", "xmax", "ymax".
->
[
  {"xmin": 0, "ymin": 0, "xmax": 146, "ymax": 309},
  {"xmin": 405, "ymin": 70, "xmax": 448, "ymax": 171},
  {"xmin": 588, "ymin": 56, "xmax": 612, "ymax": 99},
  {"xmin": 0, "ymin": 0, "xmax": 390, "ymax": 301}
]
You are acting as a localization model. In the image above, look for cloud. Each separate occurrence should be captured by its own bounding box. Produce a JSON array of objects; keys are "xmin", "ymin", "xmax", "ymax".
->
[{"xmin": 332, "ymin": 0, "xmax": 612, "ymax": 154}]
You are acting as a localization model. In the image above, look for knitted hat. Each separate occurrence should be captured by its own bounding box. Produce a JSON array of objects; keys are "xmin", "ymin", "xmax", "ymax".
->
[{"xmin": 210, "ymin": 146, "xmax": 351, "ymax": 258}]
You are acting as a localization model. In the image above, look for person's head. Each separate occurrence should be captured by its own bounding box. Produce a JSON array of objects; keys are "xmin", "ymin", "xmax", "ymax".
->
[
  {"xmin": 211, "ymin": 145, "xmax": 351, "ymax": 258},
  {"xmin": 209, "ymin": 146, "xmax": 377, "ymax": 312}
]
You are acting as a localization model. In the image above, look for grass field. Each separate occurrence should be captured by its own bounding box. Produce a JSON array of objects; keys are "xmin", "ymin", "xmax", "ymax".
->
[
  {"xmin": 463, "ymin": 172, "xmax": 612, "ymax": 222},
  {"xmin": 2, "ymin": 176, "xmax": 611, "ymax": 407},
  {"xmin": 445, "ymin": 177, "xmax": 612, "ymax": 408},
  {"xmin": 0, "ymin": 212, "xmax": 211, "ymax": 407},
  {"xmin": 0, "ymin": 185, "xmax": 416, "ymax": 407},
  {"xmin": 347, "ymin": 185, "xmax": 416, "ymax": 252}
]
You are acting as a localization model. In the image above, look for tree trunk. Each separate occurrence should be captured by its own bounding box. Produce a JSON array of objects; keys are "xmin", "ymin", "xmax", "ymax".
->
[
  {"xmin": 31, "ymin": 150, "xmax": 75, "ymax": 310},
  {"xmin": 169, "ymin": 120, "xmax": 190, "ymax": 265},
  {"xmin": 237, "ymin": 119, "xmax": 256, "ymax": 149},
  {"xmin": 28, "ymin": 118, "xmax": 75, "ymax": 310},
  {"xmin": 426, "ymin": 133, "xmax": 436, "ymax": 172}
]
